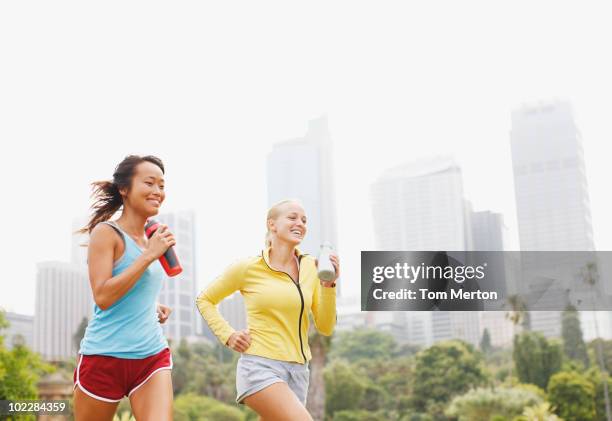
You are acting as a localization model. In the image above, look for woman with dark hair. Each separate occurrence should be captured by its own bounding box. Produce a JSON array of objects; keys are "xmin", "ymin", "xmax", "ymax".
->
[
  {"xmin": 196, "ymin": 199, "xmax": 340, "ymax": 421},
  {"xmin": 73, "ymin": 155, "xmax": 175, "ymax": 421}
]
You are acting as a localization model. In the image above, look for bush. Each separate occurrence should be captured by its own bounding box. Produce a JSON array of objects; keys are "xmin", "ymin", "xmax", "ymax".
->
[
  {"xmin": 333, "ymin": 410, "xmax": 387, "ymax": 421},
  {"xmin": 445, "ymin": 387, "xmax": 543, "ymax": 421},
  {"xmin": 174, "ymin": 393, "xmax": 244, "ymax": 421},
  {"xmin": 548, "ymin": 371, "xmax": 596, "ymax": 421}
]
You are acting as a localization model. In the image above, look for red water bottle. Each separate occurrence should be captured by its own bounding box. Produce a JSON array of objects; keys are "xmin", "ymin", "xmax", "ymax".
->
[{"xmin": 145, "ymin": 219, "xmax": 183, "ymax": 277}]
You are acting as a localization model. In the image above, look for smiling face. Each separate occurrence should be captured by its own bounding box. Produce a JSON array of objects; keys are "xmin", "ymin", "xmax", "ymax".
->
[
  {"xmin": 119, "ymin": 161, "xmax": 165, "ymax": 217},
  {"xmin": 267, "ymin": 201, "xmax": 307, "ymax": 247}
]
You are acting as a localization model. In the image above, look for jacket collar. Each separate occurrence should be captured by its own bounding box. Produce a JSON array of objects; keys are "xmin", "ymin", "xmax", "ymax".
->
[{"xmin": 262, "ymin": 246, "xmax": 304, "ymax": 268}]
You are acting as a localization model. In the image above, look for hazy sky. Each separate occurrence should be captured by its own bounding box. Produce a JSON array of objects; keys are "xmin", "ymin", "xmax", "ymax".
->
[{"xmin": 1, "ymin": 1, "xmax": 611, "ymax": 315}]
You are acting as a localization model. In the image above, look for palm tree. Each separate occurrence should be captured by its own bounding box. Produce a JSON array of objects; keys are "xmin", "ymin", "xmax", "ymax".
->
[
  {"xmin": 581, "ymin": 261, "xmax": 612, "ymax": 421},
  {"xmin": 505, "ymin": 294, "xmax": 529, "ymax": 334},
  {"xmin": 505, "ymin": 294, "xmax": 529, "ymax": 382}
]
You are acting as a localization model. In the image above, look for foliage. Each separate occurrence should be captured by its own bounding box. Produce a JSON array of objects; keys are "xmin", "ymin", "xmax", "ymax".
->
[
  {"xmin": 325, "ymin": 360, "xmax": 367, "ymax": 416},
  {"xmin": 561, "ymin": 306, "xmax": 589, "ymax": 368},
  {"xmin": 519, "ymin": 402, "xmax": 563, "ymax": 421},
  {"xmin": 480, "ymin": 328, "xmax": 493, "ymax": 354},
  {"xmin": 332, "ymin": 409, "xmax": 388, "ymax": 421},
  {"xmin": 410, "ymin": 340, "xmax": 489, "ymax": 412},
  {"xmin": 445, "ymin": 387, "xmax": 543, "ymax": 421},
  {"xmin": 513, "ymin": 331, "xmax": 562, "ymax": 389},
  {"xmin": 329, "ymin": 328, "xmax": 397, "ymax": 362},
  {"xmin": 547, "ymin": 370, "xmax": 596, "ymax": 421},
  {"xmin": 174, "ymin": 393, "xmax": 244, "ymax": 421}
]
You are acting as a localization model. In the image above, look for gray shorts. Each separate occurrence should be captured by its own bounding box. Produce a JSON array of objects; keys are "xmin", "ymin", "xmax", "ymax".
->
[{"xmin": 236, "ymin": 353, "xmax": 310, "ymax": 405}]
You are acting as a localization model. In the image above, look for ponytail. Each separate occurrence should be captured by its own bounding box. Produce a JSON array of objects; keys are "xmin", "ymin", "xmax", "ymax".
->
[{"xmin": 79, "ymin": 181, "xmax": 123, "ymax": 234}]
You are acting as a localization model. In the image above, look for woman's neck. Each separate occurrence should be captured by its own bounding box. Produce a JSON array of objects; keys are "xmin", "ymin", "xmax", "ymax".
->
[
  {"xmin": 269, "ymin": 241, "xmax": 297, "ymax": 268},
  {"xmin": 116, "ymin": 209, "xmax": 148, "ymax": 238}
]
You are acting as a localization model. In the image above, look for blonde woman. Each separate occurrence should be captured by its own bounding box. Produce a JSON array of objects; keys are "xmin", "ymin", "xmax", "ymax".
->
[{"xmin": 196, "ymin": 200, "xmax": 339, "ymax": 421}]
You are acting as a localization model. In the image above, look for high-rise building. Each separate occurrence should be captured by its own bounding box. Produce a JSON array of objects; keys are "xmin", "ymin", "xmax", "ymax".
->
[
  {"xmin": 510, "ymin": 101, "xmax": 594, "ymax": 252},
  {"xmin": 155, "ymin": 211, "xmax": 198, "ymax": 343},
  {"xmin": 510, "ymin": 100, "xmax": 598, "ymax": 338},
  {"xmin": 370, "ymin": 156, "xmax": 479, "ymax": 346},
  {"xmin": 34, "ymin": 262, "xmax": 93, "ymax": 361},
  {"xmin": 266, "ymin": 116, "xmax": 339, "ymax": 267},
  {"xmin": 372, "ymin": 156, "xmax": 473, "ymax": 252},
  {"xmin": 2, "ymin": 312, "xmax": 34, "ymax": 350}
]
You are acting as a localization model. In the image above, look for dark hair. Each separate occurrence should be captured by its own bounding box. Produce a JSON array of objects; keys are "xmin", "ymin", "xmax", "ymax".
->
[{"xmin": 79, "ymin": 155, "xmax": 165, "ymax": 234}]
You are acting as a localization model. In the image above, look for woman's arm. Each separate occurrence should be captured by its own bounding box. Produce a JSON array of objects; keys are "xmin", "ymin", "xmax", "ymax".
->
[
  {"xmin": 88, "ymin": 223, "xmax": 175, "ymax": 310},
  {"xmin": 196, "ymin": 260, "xmax": 246, "ymax": 346}
]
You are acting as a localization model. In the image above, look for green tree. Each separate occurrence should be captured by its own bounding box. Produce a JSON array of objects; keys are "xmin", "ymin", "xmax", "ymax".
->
[
  {"xmin": 513, "ymin": 331, "xmax": 562, "ymax": 389},
  {"xmin": 332, "ymin": 410, "xmax": 388, "ymax": 421},
  {"xmin": 330, "ymin": 328, "xmax": 397, "ymax": 361},
  {"xmin": 589, "ymin": 339, "xmax": 612, "ymax": 375},
  {"xmin": 0, "ymin": 311, "xmax": 54, "ymax": 402},
  {"xmin": 480, "ymin": 328, "xmax": 493, "ymax": 354},
  {"xmin": 174, "ymin": 393, "xmax": 244, "ymax": 421},
  {"xmin": 548, "ymin": 370, "xmax": 596, "ymax": 421},
  {"xmin": 585, "ymin": 367, "xmax": 612, "ymax": 421},
  {"xmin": 410, "ymin": 340, "xmax": 489, "ymax": 413},
  {"xmin": 562, "ymin": 305, "xmax": 589, "ymax": 368},
  {"xmin": 445, "ymin": 386, "xmax": 543, "ymax": 421},
  {"xmin": 325, "ymin": 360, "xmax": 367, "ymax": 417}
]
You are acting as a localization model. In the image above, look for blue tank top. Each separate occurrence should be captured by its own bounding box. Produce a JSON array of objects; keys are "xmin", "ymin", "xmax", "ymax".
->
[{"xmin": 79, "ymin": 221, "xmax": 168, "ymax": 359}]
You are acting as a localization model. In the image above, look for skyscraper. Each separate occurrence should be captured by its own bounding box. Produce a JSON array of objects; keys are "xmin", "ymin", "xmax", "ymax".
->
[
  {"xmin": 370, "ymin": 156, "xmax": 479, "ymax": 346},
  {"xmin": 155, "ymin": 211, "xmax": 198, "ymax": 343},
  {"xmin": 510, "ymin": 101, "xmax": 594, "ymax": 252},
  {"xmin": 267, "ymin": 116, "xmax": 339, "ymax": 260},
  {"xmin": 34, "ymin": 262, "xmax": 92, "ymax": 361},
  {"xmin": 510, "ymin": 100, "xmax": 597, "ymax": 338},
  {"xmin": 267, "ymin": 116, "xmax": 340, "ymax": 296}
]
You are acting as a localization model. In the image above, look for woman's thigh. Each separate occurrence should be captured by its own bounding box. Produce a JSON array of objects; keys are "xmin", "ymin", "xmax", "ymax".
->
[
  {"xmin": 129, "ymin": 369, "xmax": 174, "ymax": 421},
  {"xmin": 243, "ymin": 381, "xmax": 312, "ymax": 421},
  {"xmin": 73, "ymin": 386, "xmax": 119, "ymax": 421}
]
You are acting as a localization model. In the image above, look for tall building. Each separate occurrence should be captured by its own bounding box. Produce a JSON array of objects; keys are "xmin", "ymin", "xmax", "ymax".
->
[
  {"xmin": 2, "ymin": 312, "xmax": 34, "ymax": 350},
  {"xmin": 510, "ymin": 100, "xmax": 598, "ymax": 338},
  {"xmin": 34, "ymin": 262, "xmax": 92, "ymax": 361},
  {"xmin": 155, "ymin": 211, "xmax": 198, "ymax": 343},
  {"xmin": 370, "ymin": 156, "xmax": 479, "ymax": 347},
  {"xmin": 371, "ymin": 156, "xmax": 473, "ymax": 252},
  {"xmin": 266, "ymin": 116, "xmax": 339, "ymax": 267}
]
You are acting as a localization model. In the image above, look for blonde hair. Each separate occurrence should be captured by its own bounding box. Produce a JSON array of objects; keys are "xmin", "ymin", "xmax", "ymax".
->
[{"xmin": 265, "ymin": 199, "xmax": 303, "ymax": 247}]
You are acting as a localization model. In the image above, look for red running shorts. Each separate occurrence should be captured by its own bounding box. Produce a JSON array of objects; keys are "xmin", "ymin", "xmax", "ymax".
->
[{"xmin": 73, "ymin": 348, "xmax": 173, "ymax": 402}]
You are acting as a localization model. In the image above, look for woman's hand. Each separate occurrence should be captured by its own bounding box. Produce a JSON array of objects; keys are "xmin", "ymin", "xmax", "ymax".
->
[
  {"xmin": 144, "ymin": 224, "xmax": 176, "ymax": 262},
  {"xmin": 226, "ymin": 329, "xmax": 252, "ymax": 352},
  {"xmin": 317, "ymin": 254, "xmax": 340, "ymax": 288},
  {"xmin": 157, "ymin": 303, "xmax": 172, "ymax": 324}
]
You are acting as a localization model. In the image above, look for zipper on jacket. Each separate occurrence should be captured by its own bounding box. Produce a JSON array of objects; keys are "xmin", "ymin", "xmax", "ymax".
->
[
  {"xmin": 295, "ymin": 255, "xmax": 307, "ymax": 363},
  {"xmin": 261, "ymin": 252, "xmax": 308, "ymax": 364}
]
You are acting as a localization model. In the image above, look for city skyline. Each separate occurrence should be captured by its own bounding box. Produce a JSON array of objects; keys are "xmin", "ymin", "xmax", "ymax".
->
[
  {"xmin": 1, "ymin": 99, "xmax": 610, "ymax": 316},
  {"xmin": 2, "ymin": 2, "xmax": 612, "ymax": 316}
]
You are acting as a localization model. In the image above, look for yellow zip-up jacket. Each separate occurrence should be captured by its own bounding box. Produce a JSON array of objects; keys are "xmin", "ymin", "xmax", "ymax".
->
[{"xmin": 196, "ymin": 247, "xmax": 337, "ymax": 364}]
